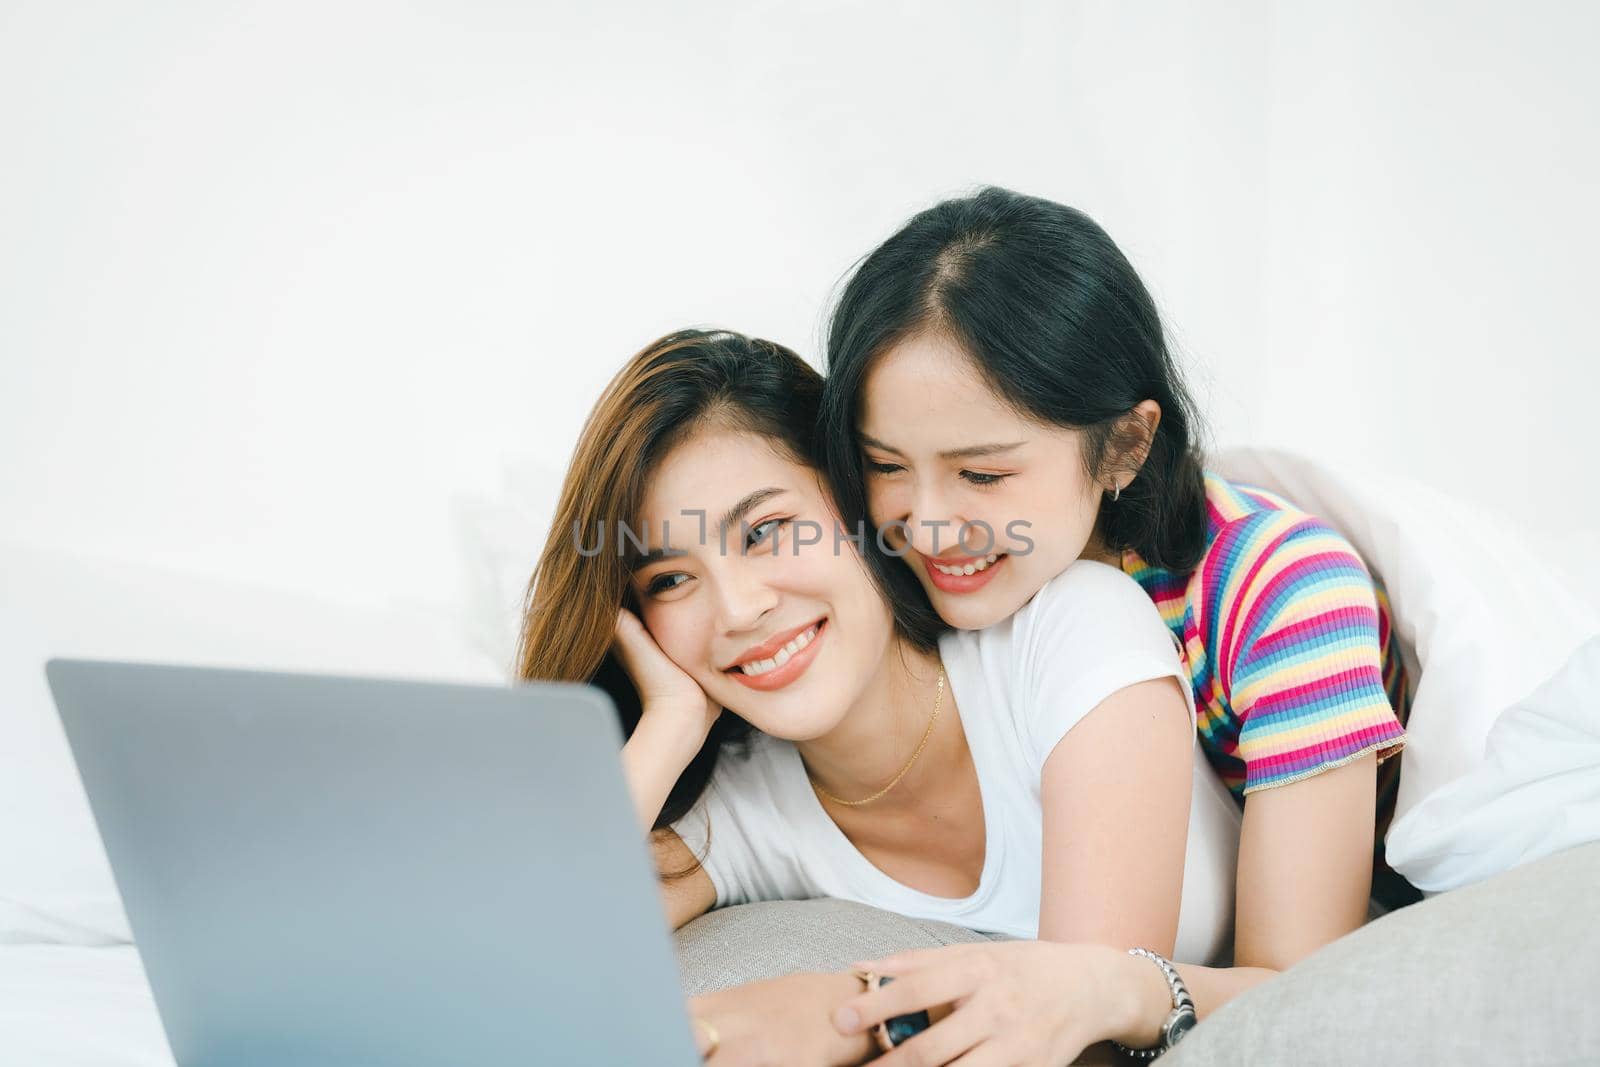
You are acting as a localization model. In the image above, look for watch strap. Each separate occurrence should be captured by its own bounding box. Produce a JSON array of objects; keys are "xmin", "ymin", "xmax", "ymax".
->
[{"xmin": 1112, "ymin": 948, "xmax": 1196, "ymax": 1060}]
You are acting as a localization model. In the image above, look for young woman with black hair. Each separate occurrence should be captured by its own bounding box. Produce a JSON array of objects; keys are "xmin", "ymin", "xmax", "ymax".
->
[{"xmin": 819, "ymin": 187, "xmax": 1410, "ymax": 1061}]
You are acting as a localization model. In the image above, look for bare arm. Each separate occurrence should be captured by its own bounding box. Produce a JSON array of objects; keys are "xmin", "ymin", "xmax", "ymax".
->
[
  {"xmin": 612, "ymin": 608, "xmax": 724, "ymax": 931},
  {"xmin": 1111, "ymin": 755, "xmax": 1378, "ymax": 1044},
  {"xmin": 620, "ymin": 711, "xmax": 704, "ymax": 836},
  {"xmin": 1037, "ymin": 675, "xmax": 1194, "ymax": 950},
  {"xmin": 1106, "ymin": 523, "xmax": 1398, "ymax": 1042},
  {"xmin": 647, "ymin": 827, "xmax": 717, "ymax": 931}
]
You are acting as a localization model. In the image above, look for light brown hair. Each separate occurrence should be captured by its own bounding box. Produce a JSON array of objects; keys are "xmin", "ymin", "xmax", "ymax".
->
[{"xmin": 514, "ymin": 328, "xmax": 825, "ymax": 831}]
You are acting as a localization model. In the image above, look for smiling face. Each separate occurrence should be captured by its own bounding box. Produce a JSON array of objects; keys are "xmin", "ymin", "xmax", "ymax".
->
[
  {"xmin": 858, "ymin": 331, "xmax": 1113, "ymax": 630},
  {"xmin": 630, "ymin": 423, "xmax": 897, "ymax": 740}
]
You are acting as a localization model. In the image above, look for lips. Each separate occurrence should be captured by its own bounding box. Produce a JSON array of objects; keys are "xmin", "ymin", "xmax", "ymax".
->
[
  {"xmin": 921, "ymin": 551, "xmax": 1008, "ymax": 594},
  {"xmin": 725, "ymin": 617, "xmax": 824, "ymax": 669},
  {"xmin": 724, "ymin": 619, "xmax": 828, "ymax": 692}
]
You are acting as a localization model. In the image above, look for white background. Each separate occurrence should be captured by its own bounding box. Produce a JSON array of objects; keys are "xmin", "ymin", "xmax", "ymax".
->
[{"xmin": 5, "ymin": 0, "xmax": 1597, "ymax": 662}]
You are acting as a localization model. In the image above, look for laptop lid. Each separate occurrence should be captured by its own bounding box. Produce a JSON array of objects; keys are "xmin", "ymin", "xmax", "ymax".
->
[{"xmin": 46, "ymin": 658, "xmax": 700, "ymax": 1067}]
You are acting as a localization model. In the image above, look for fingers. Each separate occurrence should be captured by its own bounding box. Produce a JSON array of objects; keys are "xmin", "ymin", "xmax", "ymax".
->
[
  {"xmin": 872, "ymin": 1004, "xmax": 989, "ymax": 1067},
  {"xmin": 690, "ymin": 1015, "xmax": 718, "ymax": 1059},
  {"xmin": 613, "ymin": 606, "xmax": 649, "ymax": 650},
  {"xmin": 834, "ymin": 966, "xmax": 976, "ymax": 1036},
  {"xmin": 850, "ymin": 946, "xmax": 957, "ymax": 976},
  {"xmin": 612, "ymin": 608, "xmax": 664, "ymax": 676}
]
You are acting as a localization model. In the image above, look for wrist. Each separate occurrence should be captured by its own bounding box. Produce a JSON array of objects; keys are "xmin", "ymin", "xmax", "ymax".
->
[
  {"xmin": 1104, "ymin": 947, "xmax": 1174, "ymax": 1049},
  {"xmin": 620, "ymin": 717, "xmax": 704, "ymax": 834},
  {"xmin": 626, "ymin": 710, "xmax": 704, "ymax": 777}
]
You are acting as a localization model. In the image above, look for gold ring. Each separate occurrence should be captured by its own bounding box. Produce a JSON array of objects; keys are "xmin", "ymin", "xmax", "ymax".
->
[{"xmin": 694, "ymin": 1016, "xmax": 720, "ymax": 1060}]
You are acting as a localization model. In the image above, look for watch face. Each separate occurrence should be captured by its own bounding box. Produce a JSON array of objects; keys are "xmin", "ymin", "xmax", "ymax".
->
[{"xmin": 1166, "ymin": 1009, "xmax": 1199, "ymax": 1047}]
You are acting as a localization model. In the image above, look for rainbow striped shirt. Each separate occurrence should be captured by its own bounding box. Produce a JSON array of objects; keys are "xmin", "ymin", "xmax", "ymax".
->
[{"xmin": 1120, "ymin": 473, "xmax": 1408, "ymax": 799}]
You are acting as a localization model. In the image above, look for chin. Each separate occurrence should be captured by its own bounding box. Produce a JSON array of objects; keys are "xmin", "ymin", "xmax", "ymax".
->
[
  {"xmin": 747, "ymin": 707, "xmax": 848, "ymax": 743},
  {"xmin": 940, "ymin": 603, "xmax": 1008, "ymax": 631},
  {"xmin": 718, "ymin": 685, "xmax": 847, "ymax": 741},
  {"xmin": 922, "ymin": 584, "xmax": 1010, "ymax": 631}
]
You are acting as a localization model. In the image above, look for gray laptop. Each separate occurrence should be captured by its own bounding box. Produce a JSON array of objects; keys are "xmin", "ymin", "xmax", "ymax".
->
[{"xmin": 46, "ymin": 658, "xmax": 701, "ymax": 1067}]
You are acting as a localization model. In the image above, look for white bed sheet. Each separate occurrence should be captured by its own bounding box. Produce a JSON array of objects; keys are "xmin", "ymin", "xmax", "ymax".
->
[{"xmin": 0, "ymin": 944, "xmax": 173, "ymax": 1065}]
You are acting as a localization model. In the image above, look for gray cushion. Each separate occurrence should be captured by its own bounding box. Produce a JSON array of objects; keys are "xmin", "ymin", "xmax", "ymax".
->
[
  {"xmin": 1166, "ymin": 841, "xmax": 1600, "ymax": 1066},
  {"xmin": 674, "ymin": 898, "xmax": 1005, "ymax": 998},
  {"xmin": 672, "ymin": 844, "xmax": 1600, "ymax": 1060}
]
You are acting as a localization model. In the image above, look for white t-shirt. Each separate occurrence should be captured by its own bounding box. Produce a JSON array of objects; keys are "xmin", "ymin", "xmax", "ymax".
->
[{"xmin": 671, "ymin": 561, "xmax": 1242, "ymax": 965}]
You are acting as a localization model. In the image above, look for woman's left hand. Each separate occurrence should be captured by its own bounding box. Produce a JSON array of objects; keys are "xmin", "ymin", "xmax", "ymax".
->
[{"xmin": 832, "ymin": 941, "xmax": 1135, "ymax": 1066}]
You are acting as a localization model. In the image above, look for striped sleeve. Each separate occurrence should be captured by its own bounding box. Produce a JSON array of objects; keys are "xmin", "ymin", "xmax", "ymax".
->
[{"xmin": 1214, "ymin": 512, "xmax": 1406, "ymax": 795}]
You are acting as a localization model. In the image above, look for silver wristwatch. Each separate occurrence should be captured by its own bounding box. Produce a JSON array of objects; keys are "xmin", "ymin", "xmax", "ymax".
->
[{"xmin": 1112, "ymin": 948, "xmax": 1197, "ymax": 1060}]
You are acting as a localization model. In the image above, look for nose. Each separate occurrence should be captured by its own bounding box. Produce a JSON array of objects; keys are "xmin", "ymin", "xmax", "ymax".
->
[
  {"xmin": 712, "ymin": 560, "xmax": 779, "ymax": 636},
  {"xmin": 899, "ymin": 483, "xmax": 976, "ymax": 559}
]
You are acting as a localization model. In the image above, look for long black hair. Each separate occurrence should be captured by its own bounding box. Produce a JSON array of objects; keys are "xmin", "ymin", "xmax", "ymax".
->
[{"xmin": 820, "ymin": 186, "xmax": 1208, "ymax": 644}]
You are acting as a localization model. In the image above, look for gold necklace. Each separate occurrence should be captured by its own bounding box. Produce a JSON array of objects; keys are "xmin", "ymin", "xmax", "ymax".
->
[{"xmin": 810, "ymin": 668, "xmax": 946, "ymax": 807}]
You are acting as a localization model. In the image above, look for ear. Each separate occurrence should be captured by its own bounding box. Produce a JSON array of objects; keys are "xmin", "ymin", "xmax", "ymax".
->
[{"xmin": 1111, "ymin": 400, "xmax": 1163, "ymax": 480}]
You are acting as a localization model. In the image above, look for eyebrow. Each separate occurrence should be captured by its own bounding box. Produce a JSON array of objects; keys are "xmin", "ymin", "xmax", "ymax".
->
[
  {"xmin": 630, "ymin": 486, "xmax": 788, "ymax": 571},
  {"xmin": 720, "ymin": 486, "xmax": 787, "ymax": 532},
  {"xmin": 859, "ymin": 434, "xmax": 1026, "ymax": 461}
]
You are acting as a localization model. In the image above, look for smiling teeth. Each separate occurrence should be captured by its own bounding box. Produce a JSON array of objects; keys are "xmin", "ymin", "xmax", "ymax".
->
[
  {"xmin": 738, "ymin": 624, "xmax": 818, "ymax": 676},
  {"xmin": 933, "ymin": 554, "xmax": 1000, "ymax": 576}
]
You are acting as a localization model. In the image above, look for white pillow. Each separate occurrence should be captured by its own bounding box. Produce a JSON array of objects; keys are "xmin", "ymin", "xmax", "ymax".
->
[
  {"xmin": 1209, "ymin": 449, "xmax": 1599, "ymax": 889},
  {"xmin": 0, "ymin": 541, "xmax": 501, "ymax": 945},
  {"xmin": 1381, "ymin": 635, "xmax": 1600, "ymax": 891}
]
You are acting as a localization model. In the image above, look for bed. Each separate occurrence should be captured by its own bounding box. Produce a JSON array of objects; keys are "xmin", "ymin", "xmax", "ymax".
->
[
  {"xmin": 12, "ymin": 841, "xmax": 1598, "ymax": 1067},
  {"xmin": 3, "ymin": 450, "xmax": 1596, "ymax": 1063}
]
